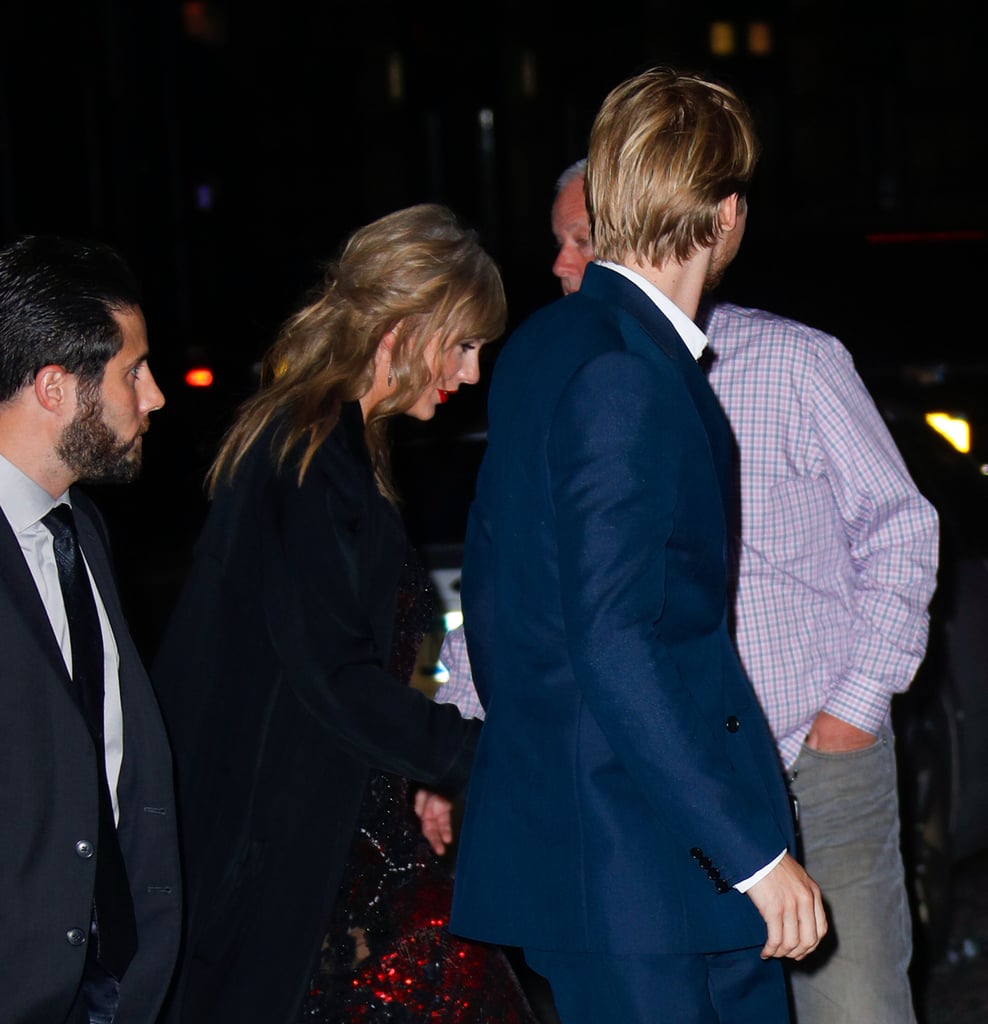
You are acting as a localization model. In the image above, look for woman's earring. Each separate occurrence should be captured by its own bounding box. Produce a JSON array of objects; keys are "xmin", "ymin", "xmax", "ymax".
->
[{"xmin": 387, "ymin": 362, "xmax": 394, "ymax": 387}]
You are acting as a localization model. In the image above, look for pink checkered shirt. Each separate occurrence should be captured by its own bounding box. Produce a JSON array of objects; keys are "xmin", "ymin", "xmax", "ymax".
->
[
  {"xmin": 436, "ymin": 624, "xmax": 485, "ymax": 719},
  {"xmin": 703, "ymin": 302, "xmax": 939, "ymax": 768},
  {"xmin": 434, "ymin": 302, "xmax": 939, "ymax": 769}
]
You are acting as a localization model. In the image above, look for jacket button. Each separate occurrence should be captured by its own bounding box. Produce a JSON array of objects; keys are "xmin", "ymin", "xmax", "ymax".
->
[
  {"xmin": 66, "ymin": 928, "xmax": 87, "ymax": 946},
  {"xmin": 690, "ymin": 847, "xmax": 702, "ymax": 860},
  {"xmin": 726, "ymin": 715, "xmax": 741, "ymax": 733},
  {"xmin": 716, "ymin": 880, "xmax": 731, "ymax": 894},
  {"xmin": 75, "ymin": 840, "xmax": 95, "ymax": 859}
]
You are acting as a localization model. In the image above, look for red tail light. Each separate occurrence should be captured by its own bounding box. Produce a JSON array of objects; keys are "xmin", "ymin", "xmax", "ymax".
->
[{"xmin": 184, "ymin": 367, "xmax": 214, "ymax": 388}]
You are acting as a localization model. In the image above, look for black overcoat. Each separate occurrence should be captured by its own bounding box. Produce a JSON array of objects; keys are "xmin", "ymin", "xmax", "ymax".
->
[{"xmin": 152, "ymin": 402, "xmax": 479, "ymax": 1023}]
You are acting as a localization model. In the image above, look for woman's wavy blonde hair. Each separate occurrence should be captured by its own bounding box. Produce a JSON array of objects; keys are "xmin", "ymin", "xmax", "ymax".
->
[{"xmin": 207, "ymin": 203, "xmax": 506, "ymax": 501}]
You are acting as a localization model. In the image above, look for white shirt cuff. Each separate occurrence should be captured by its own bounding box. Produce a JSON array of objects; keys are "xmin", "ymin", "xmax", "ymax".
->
[{"xmin": 734, "ymin": 849, "xmax": 786, "ymax": 893}]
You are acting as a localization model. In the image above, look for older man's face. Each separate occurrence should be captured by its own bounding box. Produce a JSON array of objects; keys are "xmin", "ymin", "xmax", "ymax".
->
[{"xmin": 551, "ymin": 177, "xmax": 594, "ymax": 295}]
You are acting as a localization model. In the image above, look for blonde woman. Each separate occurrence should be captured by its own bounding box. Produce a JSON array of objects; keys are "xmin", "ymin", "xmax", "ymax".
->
[{"xmin": 153, "ymin": 205, "xmax": 536, "ymax": 1024}]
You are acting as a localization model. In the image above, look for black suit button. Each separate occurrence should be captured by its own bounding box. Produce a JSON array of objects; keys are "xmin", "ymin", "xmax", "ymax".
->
[
  {"xmin": 699, "ymin": 856, "xmax": 712, "ymax": 869},
  {"xmin": 716, "ymin": 880, "xmax": 732, "ymax": 894},
  {"xmin": 690, "ymin": 848, "xmax": 702, "ymax": 860},
  {"xmin": 726, "ymin": 715, "xmax": 741, "ymax": 733},
  {"xmin": 74, "ymin": 840, "xmax": 95, "ymax": 859},
  {"xmin": 707, "ymin": 868, "xmax": 720, "ymax": 880},
  {"xmin": 66, "ymin": 928, "xmax": 87, "ymax": 946}
]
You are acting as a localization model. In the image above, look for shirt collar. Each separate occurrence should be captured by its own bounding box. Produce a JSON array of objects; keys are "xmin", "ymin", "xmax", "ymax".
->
[
  {"xmin": 0, "ymin": 453, "xmax": 70, "ymax": 534},
  {"xmin": 596, "ymin": 260, "xmax": 708, "ymax": 361}
]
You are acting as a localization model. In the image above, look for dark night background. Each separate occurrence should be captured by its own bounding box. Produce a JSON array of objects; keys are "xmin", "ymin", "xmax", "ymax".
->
[
  {"xmin": 5, "ymin": 6, "xmax": 988, "ymax": 1017},
  {"xmin": 1, "ymin": 0, "xmax": 986, "ymax": 652}
]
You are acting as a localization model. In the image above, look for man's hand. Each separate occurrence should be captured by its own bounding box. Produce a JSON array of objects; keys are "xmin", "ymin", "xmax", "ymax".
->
[
  {"xmin": 746, "ymin": 852, "xmax": 828, "ymax": 960},
  {"xmin": 805, "ymin": 710, "xmax": 877, "ymax": 753},
  {"xmin": 414, "ymin": 789, "xmax": 454, "ymax": 856}
]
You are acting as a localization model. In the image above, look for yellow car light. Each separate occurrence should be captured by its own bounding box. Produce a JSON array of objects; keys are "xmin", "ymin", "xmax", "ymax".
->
[{"xmin": 925, "ymin": 412, "xmax": 970, "ymax": 454}]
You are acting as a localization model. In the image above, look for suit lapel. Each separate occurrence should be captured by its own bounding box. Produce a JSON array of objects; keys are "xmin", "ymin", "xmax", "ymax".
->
[
  {"xmin": 72, "ymin": 492, "xmax": 126, "ymax": 630},
  {"xmin": 0, "ymin": 507, "xmax": 75, "ymax": 687},
  {"xmin": 72, "ymin": 490, "xmax": 146, "ymax": 699},
  {"xmin": 580, "ymin": 264, "xmax": 735, "ymax": 522},
  {"xmin": 72, "ymin": 491, "xmax": 152, "ymax": 804}
]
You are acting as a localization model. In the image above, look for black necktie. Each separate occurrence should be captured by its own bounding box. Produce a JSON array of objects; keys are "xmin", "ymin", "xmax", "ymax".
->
[{"xmin": 43, "ymin": 503, "xmax": 138, "ymax": 980}]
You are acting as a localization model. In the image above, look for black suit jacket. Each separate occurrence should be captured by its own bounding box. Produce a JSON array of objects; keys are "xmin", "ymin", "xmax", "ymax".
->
[
  {"xmin": 152, "ymin": 402, "xmax": 480, "ymax": 1023},
  {"xmin": 0, "ymin": 488, "xmax": 181, "ymax": 1024}
]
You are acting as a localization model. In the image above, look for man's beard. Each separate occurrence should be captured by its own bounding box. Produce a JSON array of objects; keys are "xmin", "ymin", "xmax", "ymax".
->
[
  {"xmin": 56, "ymin": 386, "xmax": 146, "ymax": 485},
  {"xmin": 703, "ymin": 227, "xmax": 743, "ymax": 293},
  {"xmin": 703, "ymin": 245, "xmax": 733, "ymax": 293},
  {"xmin": 703, "ymin": 262, "xmax": 727, "ymax": 293}
]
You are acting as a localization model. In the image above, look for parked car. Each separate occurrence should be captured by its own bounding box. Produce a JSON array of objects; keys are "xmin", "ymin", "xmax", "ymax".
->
[{"xmin": 873, "ymin": 361, "xmax": 988, "ymax": 963}]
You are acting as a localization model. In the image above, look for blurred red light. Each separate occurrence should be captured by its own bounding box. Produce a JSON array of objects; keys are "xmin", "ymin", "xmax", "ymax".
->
[{"xmin": 185, "ymin": 367, "xmax": 214, "ymax": 388}]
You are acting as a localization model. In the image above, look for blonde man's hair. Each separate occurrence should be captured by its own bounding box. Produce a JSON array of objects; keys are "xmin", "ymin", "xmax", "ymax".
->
[
  {"xmin": 587, "ymin": 66, "xmax": 758, "ymax": 268},
  {"xmin": 208, "ymin": 203, "xmax": 506, "ymax": 501}
]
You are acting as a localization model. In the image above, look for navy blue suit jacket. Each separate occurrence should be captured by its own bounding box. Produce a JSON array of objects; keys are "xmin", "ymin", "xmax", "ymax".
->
[{"xmin": 450, "ymin": 263, "xmax": 795, "ymax": 956}]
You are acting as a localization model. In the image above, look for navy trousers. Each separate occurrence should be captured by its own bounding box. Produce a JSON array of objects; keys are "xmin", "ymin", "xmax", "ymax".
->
[{"xmin": 524, "ymin": 945, "xmax": 789, "ymax": 1024}]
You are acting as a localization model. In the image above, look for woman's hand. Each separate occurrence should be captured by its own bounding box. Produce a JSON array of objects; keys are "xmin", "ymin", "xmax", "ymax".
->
[{"xmin": 414, "ymin": 789, "xmax": 455, "ymax": 856}]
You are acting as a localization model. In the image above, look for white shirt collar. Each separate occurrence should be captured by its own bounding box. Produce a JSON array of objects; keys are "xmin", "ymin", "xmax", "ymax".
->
[
  {"xmin": 0, "ymin": 453, "xmax": 69, "ymax": 534},
  {"xmin": 596, "ymin": 260, "xmax": 708, "ymax": 361}
]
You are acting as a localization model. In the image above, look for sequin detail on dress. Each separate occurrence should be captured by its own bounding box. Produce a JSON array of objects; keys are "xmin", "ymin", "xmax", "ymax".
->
[{"xmin": 300, "ymin": 550, "xmax": 538, "ymax": 1023}]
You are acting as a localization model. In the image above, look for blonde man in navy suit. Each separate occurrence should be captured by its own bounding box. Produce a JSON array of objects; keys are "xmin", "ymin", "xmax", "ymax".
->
[
  {"xmin": 0, "ymin": 235, "xmax": 179, "ymax": 1023},
  {"xmin": 448, "ymin": 68, "xmax": 828, "ymax": 1023}
]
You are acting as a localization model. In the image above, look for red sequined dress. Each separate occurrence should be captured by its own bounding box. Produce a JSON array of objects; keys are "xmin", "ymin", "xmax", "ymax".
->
[{"xmin": 299, "ymin": 551, "xmax": 539, "ymax": 1023}]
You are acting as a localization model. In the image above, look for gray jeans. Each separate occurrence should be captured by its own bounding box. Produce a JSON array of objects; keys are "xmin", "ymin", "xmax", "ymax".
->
[{"xmin": 787, "ymin": 727, "xmax": 916, "ymax": 1024}]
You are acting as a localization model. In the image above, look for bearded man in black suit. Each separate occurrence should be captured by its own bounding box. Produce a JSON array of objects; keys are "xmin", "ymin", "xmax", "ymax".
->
[{"xmin": 0, "ymin": 235, "xmax": 180, "ymax": 1023}]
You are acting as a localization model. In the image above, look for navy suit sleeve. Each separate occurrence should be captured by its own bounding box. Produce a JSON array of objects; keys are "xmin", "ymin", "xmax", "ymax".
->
[{"xmin": 547, "ymin": 349, "xmax": 786, "ymax": 882}]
